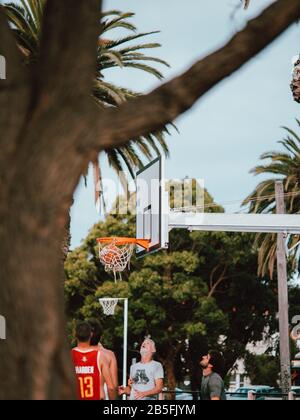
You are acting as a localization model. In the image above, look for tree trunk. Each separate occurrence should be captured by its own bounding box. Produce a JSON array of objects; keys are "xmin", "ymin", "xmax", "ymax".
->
[
  {"xmin": 163, "ymin": 358, "xmax": 176, "ymax": 400},
  {"xmin": 0, "ymin": 244, "xmax": 75, "ymax": 399},
  {"xmin": 0, "ymin": 181, "xmax": 76, "ymax": 399}
]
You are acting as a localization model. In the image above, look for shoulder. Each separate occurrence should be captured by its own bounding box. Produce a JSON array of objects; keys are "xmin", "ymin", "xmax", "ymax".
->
[
  {"xmin": 209, "ymin": 373, "xmax": 223, "ymax": 385},
  {"xmin": 131, "ymin": 362, "xmax": 141, "ymax": 370},
  {"xmin": 151, "ymin": 361, "xmax": 164, "ymax": 375},
  {"xmin": 132, "ymin": 362, "xmax": 141, "ymax": 368},
  {"xmin": 104, "ymin": 348, "xmax": 116, "ymax": 359},
  {"xmin": 101, "ymin": 346, "xmax": 116, "ymax": 359},
  {"xmin": 152, "ymin": 361, "xmax": 163, "ymax": 368},
  {"xmin": 98, "ymin": 350, "xmax": 110, "ymax": 364}
]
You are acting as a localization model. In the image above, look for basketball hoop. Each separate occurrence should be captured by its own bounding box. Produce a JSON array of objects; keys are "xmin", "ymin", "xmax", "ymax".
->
[
  {"xmin": 97, "ymin": 237, "xmax": 150, "ymax": 282},
  {"xmin": 99, "ymin": 298, "xmax": 119, "ymax": 316}
]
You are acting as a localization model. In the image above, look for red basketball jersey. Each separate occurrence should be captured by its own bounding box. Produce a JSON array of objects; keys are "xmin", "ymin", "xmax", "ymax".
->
[{"xmin": 71, "ymin": 348, "xmax": 101, "ymax": 401}]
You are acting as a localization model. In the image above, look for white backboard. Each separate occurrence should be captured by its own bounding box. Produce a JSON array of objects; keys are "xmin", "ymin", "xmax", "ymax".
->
[{"xmin": 136, "ymin": 157, "xmax": 169, "ymax": 257}]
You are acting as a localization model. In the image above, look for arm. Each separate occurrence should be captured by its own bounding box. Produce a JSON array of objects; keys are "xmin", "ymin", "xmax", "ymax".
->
[
  {"xmin": 110, "ymin": 352, "xmax": 119, "ymax": 389},
  {"xmin": 99, "ymin": 353, "xmax": 116, "ymax": 400},
  {"xmin": 135, "ymin": 379, "xmax": 164, "ymax": 400},
  {"xmin": 208, "ymin": 376, "xmax": 223, "ymax": 401},
  {"xmin": 100, "ymin": 370, "xmax": 105, "ymax": 400},
  {"xmin": 118, "ymin": 378, "xmax": 133, "ymax": 397}
]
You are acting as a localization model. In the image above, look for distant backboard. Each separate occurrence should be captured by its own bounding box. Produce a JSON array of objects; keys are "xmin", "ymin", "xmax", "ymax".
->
[{"xmin": 136, "ymin": 157, "xmax": 169, "ymax": 257}]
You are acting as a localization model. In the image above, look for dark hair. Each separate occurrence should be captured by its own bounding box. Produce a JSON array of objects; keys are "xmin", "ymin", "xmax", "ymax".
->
[
  {"xmin": 88, "ymin": 318, "xmax": 102, "ymax": 346},
  {"xmin": 208, "ymin": 350, "xmax": 225, "ymax": 377},
  {"xmin": 75, "ymin": 322, "xmax": 92, "ymax": 343}
]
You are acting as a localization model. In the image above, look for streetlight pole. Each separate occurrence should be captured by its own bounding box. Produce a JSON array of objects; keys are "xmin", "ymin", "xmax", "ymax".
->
[{"xmin": 275, "ymin": 181, "xmax": 291, "ymax": 396}]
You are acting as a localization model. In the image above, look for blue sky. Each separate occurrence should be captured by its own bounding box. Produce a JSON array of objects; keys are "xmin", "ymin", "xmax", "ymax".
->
[{"xmin": 70, "ymin": 0, "xmax": 300, "ymax": 249}]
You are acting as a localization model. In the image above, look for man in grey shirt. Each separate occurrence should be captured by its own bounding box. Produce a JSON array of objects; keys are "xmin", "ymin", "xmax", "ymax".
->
[
  {"xmin": 119, "ymin": 338, "xmax": 164, "ymax": 400},
  {"xmin": 200, "ymin": 351, "xmax": 227, "ymax": 401}
]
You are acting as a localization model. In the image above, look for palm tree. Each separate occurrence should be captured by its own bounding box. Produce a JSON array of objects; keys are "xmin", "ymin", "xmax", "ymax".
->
[
  {"xmin": 243, "ymin": 121, "xmax": 300, "ymax": 278},
  {"xmin": 4, "ymin": 1, "xmax": 171, "ymax": 213}
]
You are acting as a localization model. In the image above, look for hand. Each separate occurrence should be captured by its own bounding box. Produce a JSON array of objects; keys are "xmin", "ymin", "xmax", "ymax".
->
[
  {"xmin": 134, "ymin": 390, "xmax": 147, "ymax": 400},
  {"xmin": 118, "ymin": 386, "xmax": 126, "ymax": 396}
]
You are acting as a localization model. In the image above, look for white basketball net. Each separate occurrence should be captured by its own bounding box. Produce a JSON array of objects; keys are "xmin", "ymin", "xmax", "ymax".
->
[
  {"xmin": 98, "ymin": 239, "xmax": 134, "ymax": 282},
  {"xmin": 99, "ymin": 298, "xmax": 119, "ymax": 316}
]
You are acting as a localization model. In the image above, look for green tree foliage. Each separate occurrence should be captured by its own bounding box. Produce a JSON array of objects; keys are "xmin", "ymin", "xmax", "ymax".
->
[
  {"xmin": 244, "ymin": 354, "xmax": 279, "ymax": 387},
  {"xmin": 65, "ymin": 189, "xmax": 280, "ymax": 391}
]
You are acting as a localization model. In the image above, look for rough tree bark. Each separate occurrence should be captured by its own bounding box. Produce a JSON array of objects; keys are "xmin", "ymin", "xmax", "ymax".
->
[
  {"xmin": 163, "ymin": 358, "xmax": 177, "ymax": 400},
  {"xmin": 0, "ymin": 0, "xmax": 300, "ymax": 400},
  {"xmin": 0, "ymin": 0, "xmax": 101, "ymax": 400}
]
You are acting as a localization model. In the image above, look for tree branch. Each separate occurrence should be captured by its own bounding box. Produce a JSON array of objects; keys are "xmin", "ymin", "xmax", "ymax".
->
[
  {"xmin": 84, "ymin": 0, "xmax": 300, "ymax": 152},
  {"xmin": 35, "ymin": 0, "xmax": 101, "ymax": 106},
  {"xmin": 209, "ymin": 264, "xmax": 222, "ymax": 290},
  {"xmin": 208, "ymin": 266, "xmax": 228, "ymax": 298}
]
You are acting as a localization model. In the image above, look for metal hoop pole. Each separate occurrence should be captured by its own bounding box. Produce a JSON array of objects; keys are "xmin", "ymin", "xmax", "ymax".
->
[
  {"xmin": 99, "ymin": 296, "xmax": 129, "ymax": 399},
  {"xmin": 123, "ymin": 298, "xmax": 128, "ymax": 401}
]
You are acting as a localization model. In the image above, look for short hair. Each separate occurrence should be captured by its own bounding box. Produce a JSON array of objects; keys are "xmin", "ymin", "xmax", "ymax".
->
[
  {"xmin": 208, "ymin": 350, "xmax": 225, "ymax": 376},
  {"xmin": 143, "ymin": 338, "xmax": 156, "ymax": 353},
  {"xmin": 88, "ymin": 318, "xmax": 102, "ymax": 346},
  {"xmin": 75, "ymin": 321, "xmax": 92, "ymax": 343}
]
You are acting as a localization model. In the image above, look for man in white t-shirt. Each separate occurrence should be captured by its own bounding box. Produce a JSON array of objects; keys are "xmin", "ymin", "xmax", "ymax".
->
[{"xmin": 119, "ymin": 338, "xmax": 164, "ymax": 400}]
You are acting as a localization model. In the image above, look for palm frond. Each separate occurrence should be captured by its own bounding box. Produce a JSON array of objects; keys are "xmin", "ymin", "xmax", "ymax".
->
[
  {"xmin": 99, "ymin": 50, "xmax": 124, "ymax": 68},
  {"xmin": 103, "ymin": 31, "xmax": 160, "ymax": 49},
  {"xmin": 101, "ymin": 10, "xmax": 124, "ymax": 17},
  {"xmin": 132, "ymin": 137, "xmax": 154, "ymax": 161},
  {"xmin": 106, "ymin": 149, "xmax": 124, "ymax": 173},
  {"xmin": 93, "ymin": 80, "xmax": 127, "ymax": 106},
  {"xmin": 148, "ymin": 130, "xmax": 170, "ymax": 156},
  {"xmin": 102, "ymin": 14, "xmax": 137, "ymax": 33},
  {"xmin": 281, "ymin": 126, "xmax": 300, "ymax": 143},
  {"xmin": 115, "ymin": 148, "xmax": 136, "ymax": 179},
  {"xmin": 4, "ymin": 2, "xmax": 39, "ymax": 59},
  {"xmin": 5, "ymin": 3, "xmax": 33, "ymax": 33},
  {"xmin": 121, "ymin": 62, "xmax": 165, "ymax": 79},
  {"xmin": 19, "ymin": 0, "xmax": 37, "ymax": 32},
  {"xmin": 117, "ymin": 42, "xmax": 162, "ymax": 54},
  {"xmin": 142, "ymin": 133, "xmax": 166, "ymax": 157},
  {"xmin": 122, "ymin": 54, "xmax": 170, "ymax": 68}
]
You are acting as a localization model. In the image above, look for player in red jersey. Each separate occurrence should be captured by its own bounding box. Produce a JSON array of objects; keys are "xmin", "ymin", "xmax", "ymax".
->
[{"xmin": 71, "ymin": 321, "xmax": 116, "ymax": 400}]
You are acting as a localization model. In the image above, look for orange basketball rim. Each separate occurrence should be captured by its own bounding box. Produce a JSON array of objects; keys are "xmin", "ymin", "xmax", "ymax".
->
[
  {"xmin": 96, "ymin": 237, "xmax": 150, "ymax": 282},
  {"xmin": 97, "ymin": 237, "xmax": 150, "ymax": 250}
]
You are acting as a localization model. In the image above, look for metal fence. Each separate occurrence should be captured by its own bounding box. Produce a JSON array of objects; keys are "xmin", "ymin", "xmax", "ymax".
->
[{"xmin": 160, "ymin": 390, "xmax": 300, "ymax": 400}]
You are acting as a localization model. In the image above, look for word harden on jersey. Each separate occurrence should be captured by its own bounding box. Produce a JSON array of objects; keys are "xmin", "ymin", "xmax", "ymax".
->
[{"xmin": 75, "ymin": 366, "xmax": 95, "ymax": 375}]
